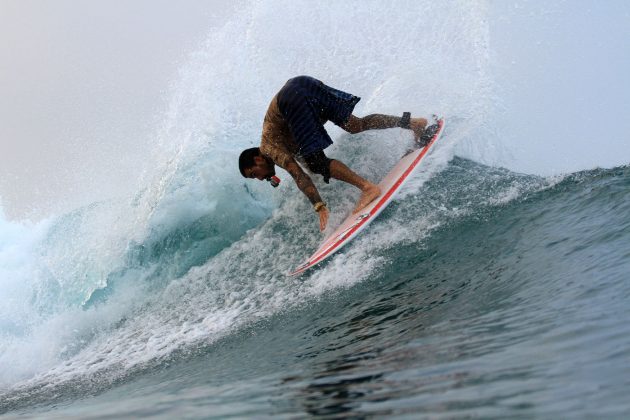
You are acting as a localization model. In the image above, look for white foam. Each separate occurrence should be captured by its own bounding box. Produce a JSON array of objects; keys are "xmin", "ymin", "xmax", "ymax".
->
[{"xmin": 1, "ymin": 0, "xmax": 498, "ymax": 396}]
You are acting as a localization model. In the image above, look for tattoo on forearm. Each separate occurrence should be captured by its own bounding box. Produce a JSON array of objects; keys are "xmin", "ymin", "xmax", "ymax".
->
[{"xmin": 294, "ymin": 172, "xmax": 322, "ymax": 204}]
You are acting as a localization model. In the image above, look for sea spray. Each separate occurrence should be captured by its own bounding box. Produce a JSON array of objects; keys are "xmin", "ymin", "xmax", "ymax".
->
[{"xmin": 1, "ymin": 0, "xmax": 495, "ymax": 406}]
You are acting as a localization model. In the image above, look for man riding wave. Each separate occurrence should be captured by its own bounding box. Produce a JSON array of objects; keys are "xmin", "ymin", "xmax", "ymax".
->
[{"xmin": 239, "ymin": 76, "xmax": 435, "ymax": 231}]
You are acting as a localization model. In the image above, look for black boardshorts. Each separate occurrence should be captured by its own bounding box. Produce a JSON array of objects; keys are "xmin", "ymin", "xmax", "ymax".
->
[{"xmin": 276, "ymin": 75, "xmax": 361, "ymax": 157}]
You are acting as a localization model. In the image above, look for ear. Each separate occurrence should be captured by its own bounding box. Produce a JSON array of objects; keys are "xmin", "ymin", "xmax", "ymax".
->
[{"xmin": 253, "ymin": 155, "xmax": 265, "ymax": 165}]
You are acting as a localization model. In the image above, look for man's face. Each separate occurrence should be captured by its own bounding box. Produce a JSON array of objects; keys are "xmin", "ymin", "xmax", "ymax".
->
[{"xmin": 244, "ymin": 156, "xmax": 275, "ymax": 181}]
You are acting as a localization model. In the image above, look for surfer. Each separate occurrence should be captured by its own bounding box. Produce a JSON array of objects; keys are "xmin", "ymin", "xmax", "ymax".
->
[{"xmin": 238, "ymin": 75, "xmax": 430, "ymax": 231}]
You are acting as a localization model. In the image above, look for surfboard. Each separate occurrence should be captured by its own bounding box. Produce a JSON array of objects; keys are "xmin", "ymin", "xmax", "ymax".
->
[{"xmin": 289, "ymin": 118, "xmax": 445, "ymax": 276}]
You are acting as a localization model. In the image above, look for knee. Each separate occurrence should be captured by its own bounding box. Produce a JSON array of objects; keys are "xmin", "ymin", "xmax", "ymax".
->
[
  {"xmin": 305, "ymin": 152, "xmax": 333, "ymax": 183},
  {"xmin": 306, "ymin": 155, "xmax": 332, "ymax": 175}
]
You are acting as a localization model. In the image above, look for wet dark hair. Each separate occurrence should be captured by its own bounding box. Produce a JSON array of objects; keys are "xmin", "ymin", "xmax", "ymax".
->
[{"xmin": 239, "ymin": 147, "xmax": 261, "ymax": 177}]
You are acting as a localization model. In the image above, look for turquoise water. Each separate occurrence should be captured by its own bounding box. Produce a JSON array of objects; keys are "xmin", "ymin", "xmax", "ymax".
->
[
  {"xmin": 2, "ymin": 159, "xmax": 629, "ymax": 418},
  {"xmin": 1, "ymin": 1, "xmax": 630, "ymax": 418}
]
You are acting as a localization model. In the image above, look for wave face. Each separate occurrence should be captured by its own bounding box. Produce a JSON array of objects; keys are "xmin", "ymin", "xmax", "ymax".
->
[
  {"xmin": 3, "ymin": 159, "xmax": 630, "ymax": 417},
  {"xmin": 1, "ymin": 0, "xmax": 629, "ymax": 417}
]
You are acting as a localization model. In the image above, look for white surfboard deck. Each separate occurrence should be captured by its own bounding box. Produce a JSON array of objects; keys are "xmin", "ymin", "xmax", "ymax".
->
[{"xmin": 289, "ymin": 118, "xmax": 445, "ymax": 276}]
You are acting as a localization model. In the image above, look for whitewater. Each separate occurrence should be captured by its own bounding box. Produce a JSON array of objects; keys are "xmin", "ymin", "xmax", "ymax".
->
[{"xmin": 1, "ymin": 1, "xmax": 629, "ymax": 418}]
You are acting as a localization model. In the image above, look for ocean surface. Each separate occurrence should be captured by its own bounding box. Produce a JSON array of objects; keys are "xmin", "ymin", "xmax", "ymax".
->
[{"xmin": 2, "ymin": 1, "xmax": 629, "ymax": 418}]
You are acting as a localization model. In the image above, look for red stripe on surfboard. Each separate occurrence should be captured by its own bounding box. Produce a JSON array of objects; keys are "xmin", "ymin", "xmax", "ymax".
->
[{"xmin": 290, "ymin": 119, "xmax": 444, "ymax": 276}]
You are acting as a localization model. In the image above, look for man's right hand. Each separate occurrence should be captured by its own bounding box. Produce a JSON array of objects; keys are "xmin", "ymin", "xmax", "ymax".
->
[{"xmin": 318, "ymin": 206, "xmax": 329, "ymax": 232}]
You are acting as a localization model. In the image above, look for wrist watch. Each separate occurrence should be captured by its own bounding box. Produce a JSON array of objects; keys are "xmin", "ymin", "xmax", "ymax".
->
[{"xmin": 313, "ymin": 201, "xmax": 326, "ymax": 212}]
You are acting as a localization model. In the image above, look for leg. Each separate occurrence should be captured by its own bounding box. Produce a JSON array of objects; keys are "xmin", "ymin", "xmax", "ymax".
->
[
  {"xmin": 342, "ymin": 114, "xmax": 428, "ymax": 143},
  {"xmin": 329, "ymin": 160, "xmax": 381, "ymax": 213},
  {"xmin": 342, "ymin": 114, "xmax": 400, "ymax": 133},
  {"xmin": 304, "ymin": 151, "xmax": 381, "ymax": 212}
]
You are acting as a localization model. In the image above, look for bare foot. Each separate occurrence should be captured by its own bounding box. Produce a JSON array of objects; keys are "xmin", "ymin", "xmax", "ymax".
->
[
  {"xmin": 409, "ymin": 117, "xmax": 428, "ymax": 144},
  {"xmin": 353, "ymin": 183, "xmax": 381, "ymax": 213}
]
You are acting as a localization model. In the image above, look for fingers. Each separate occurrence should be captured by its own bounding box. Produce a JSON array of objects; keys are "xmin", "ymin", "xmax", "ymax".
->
[{"xmin": 319, "ymin": 208, "xmax": 329, "ymax": 231}]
